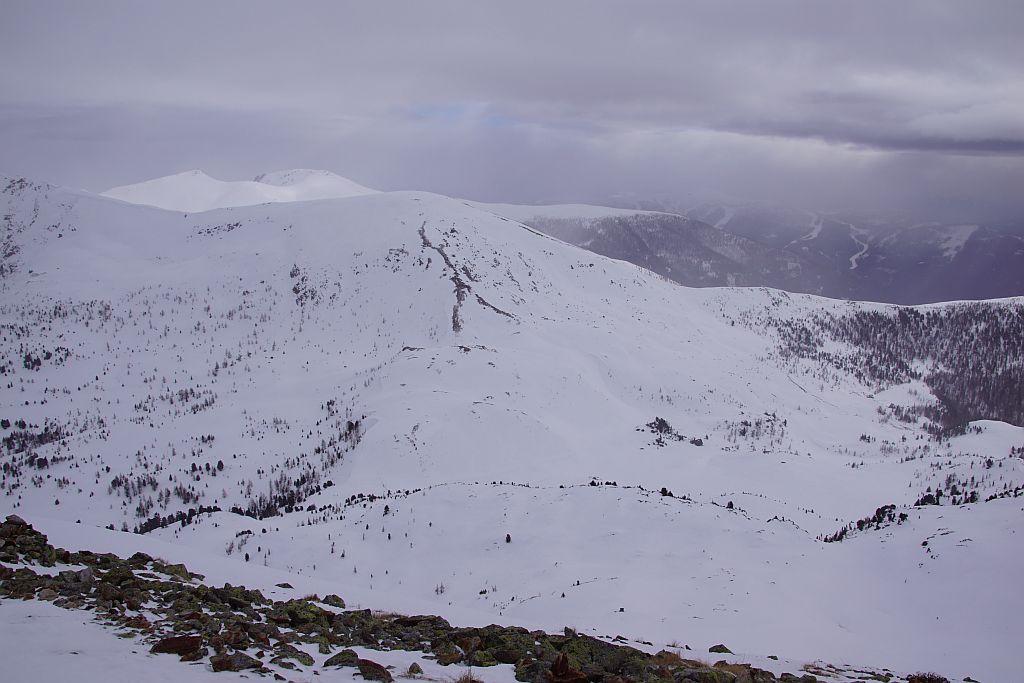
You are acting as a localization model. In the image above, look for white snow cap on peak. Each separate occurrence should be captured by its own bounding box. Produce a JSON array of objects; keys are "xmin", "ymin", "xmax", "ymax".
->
[
  {"xmin": 254, "ymin": 169, "xmax": 377, "ymax": 198},
  {"xmin": 103, "ymin": 169, "xmax": 377, "ymax": 213}
]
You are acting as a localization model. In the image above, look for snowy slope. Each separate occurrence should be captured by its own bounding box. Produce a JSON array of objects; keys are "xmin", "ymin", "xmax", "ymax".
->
[
  {"xmin": 2, "ymin": 175, "xmax": 1022, "ymax": 681},
  {"xmin": 102, "ymin": 169, "xmax": 376, "ymax": 212}
]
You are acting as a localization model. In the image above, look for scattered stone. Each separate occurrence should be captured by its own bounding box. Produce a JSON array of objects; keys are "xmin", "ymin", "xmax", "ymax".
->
[
  {"xmin": 709, "ymin": 644, "xmax": 733, "ymax": 654},
  {"xmin": 36, "ymin": 588, "xmax": 58, "ymax": 600},
  {"xmin": 407, "ymin": 662, "xmax": 423, "ymax": 675},
  {"xmin": 275, "ymin": 582, "xmax": 294, "ymax": 589}
]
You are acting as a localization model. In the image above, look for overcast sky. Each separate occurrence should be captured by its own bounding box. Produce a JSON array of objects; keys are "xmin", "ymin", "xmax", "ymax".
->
[{"xmin": 2, "ymin": 1, "xmax": 1023, "ymax": 218}]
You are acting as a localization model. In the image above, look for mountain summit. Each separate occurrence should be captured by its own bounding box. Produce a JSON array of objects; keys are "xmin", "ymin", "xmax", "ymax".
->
[{"xmin": 102, "ymin": 169, "xmax": 377, "ymax": 212}]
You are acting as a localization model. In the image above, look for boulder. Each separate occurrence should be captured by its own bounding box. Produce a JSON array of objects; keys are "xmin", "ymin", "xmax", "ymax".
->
[
  {"xmin": 324, "ymin": 648, "xmax": 360, "ymax": 667},
  {"xmin": 515, "ymin": 657, "xmax": 549, "ymax": 683},
  {"xmin": 709, "ymin": 644, "xmax": 733, "ymax": 654},
  {"xmin": 715, "ymin": 663, "xmax": 777, "ymax": 683},
  {"xmin": 545, "ymin": 652, "xmax": 588, "ymax": 683},
  {"xmin": 393, "ymin": 614, "xmax": 451, "ymax": 629},
  {"xmin": 210, "ymin": 651, "xmax": 262, "ymax": 672},
  {"xmin": 322, "ymin": 593, "xmax": 346, "ymax": 608},
  {"xmin": 674, "ymin": 668, "xmax": 738, "ymax": 683},
  {"xmin": 150, "ymin": 634, "xmax": 205, "ymax": 658},
  {"xmin": 357, "ymin": 658, "xmax": 394, "ymax": 682}
]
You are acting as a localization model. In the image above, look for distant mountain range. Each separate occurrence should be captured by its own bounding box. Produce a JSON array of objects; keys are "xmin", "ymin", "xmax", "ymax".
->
[{"xmin": 569, "ymin": 200, "xmax": 1024, "ymax": 304}]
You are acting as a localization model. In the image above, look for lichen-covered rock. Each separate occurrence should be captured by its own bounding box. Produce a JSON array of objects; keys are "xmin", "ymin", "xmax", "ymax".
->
[
  {"xmin": 394, "ymin": 614, "xmax": 452, "ymax": 630},
  {"xmin": 515, "ymin": 656, "xmax": 550, "ymax": 683},
  {"xmin": 271, "ymin": 598, "xmax": 333, "ymax": 628},
  {"xmin": 434, "ymin": 651, "xmax": 462, "ymax": 663},
  {"xmin": 127, "ymin": 551, "xmax": 153, "ymax": 568},
  {"xmin": 156, "ymin": 562, "xmax": 191, "ymax": 580},
  {"xmin": 322, "ymin": 593, "xmax": 346, "ymax": 608},
  {"xmin": 471, "ymin": 649, "xmax": 498, "ymax": 667},
  {"xmin": 101, "ymin": 564, "xmax": 136, "ymax": 587},
  {"xmin": 715, "ymin": 663, "xmax": 776, "ymax": 683},
  {"xmin": 324, "ymin": 648, "xmax": 360, "ymax": 667},
  {"xmin": 270, "ymin": 643, "xmax": 315, "ymax": 667},
  {"xmin": 0, "ymin": 517, "xmax": 57, "ymax": 566},
  {"xmin": 546, "ymin": 652, "xmax": 588, "ymax": 683},
  {"xmin": 674, "ymin": 668, "xmax": 738, "ymax": 683}
]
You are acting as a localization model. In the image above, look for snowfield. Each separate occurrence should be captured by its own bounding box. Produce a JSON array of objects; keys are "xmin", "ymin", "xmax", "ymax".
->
[{"xmin": 1, "ymin": 172, "xmax": 1022, "ymax": 682}]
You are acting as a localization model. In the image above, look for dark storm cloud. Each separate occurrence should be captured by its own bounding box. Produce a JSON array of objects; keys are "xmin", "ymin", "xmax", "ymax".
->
[{"xmin": 1, "ymin": 0, "xmax": 1022, "ymax": 217}]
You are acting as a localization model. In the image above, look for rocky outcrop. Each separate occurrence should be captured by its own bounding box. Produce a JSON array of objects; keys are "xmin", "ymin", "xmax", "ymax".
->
[{"xmin": 0, "ymin": 516, "xmax": 932, "ymax": 683}]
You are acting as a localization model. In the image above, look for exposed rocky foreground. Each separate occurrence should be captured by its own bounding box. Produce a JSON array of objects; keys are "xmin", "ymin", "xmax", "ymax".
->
[{"xmin": 1, "ymin": 515, "xmax": 953, "ymax": 683}]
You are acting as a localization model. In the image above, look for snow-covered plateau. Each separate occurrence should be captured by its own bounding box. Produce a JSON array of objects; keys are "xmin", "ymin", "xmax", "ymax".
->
[{"xmin": 1, "ymin": 172, "xmax": 1021, "ymax": 683}]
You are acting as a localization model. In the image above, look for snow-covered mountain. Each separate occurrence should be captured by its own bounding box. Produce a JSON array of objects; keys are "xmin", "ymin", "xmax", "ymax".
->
[
  {"xmin": 1, "ymin": 174, "xmax": 1022, "ymax": 682},
  {"xmin": 103, "ymin": 169, "xmax": 377, "ymax": 212},
  {"xmin": 102, "ymin": 171, "xmax": 1024, "ymax": 304}
]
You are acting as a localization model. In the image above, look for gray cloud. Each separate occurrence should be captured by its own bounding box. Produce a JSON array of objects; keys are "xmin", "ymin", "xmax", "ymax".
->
[{"xmin": 1, "ymin": 0, "xmax": 1022, "ymax": 219}]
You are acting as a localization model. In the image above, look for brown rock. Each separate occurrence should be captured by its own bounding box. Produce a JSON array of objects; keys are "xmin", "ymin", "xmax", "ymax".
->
[
  {"xmin": 356, "ymin": 658, "xmax": 394, "ymax": 682},
  {"xmin": 715, "ymin": 663, "xmax": 777, "ymax": 683},
  {"xmin": 545, "ymin": 653, "xmax": 588, "ymax": 683},
  {"xmin": 150, "ymin": 634, "xmax": 204, "ymax": 656},
  {"xmin": 210, "ymin": 651, "xmax": 262, "ymax": 672}
]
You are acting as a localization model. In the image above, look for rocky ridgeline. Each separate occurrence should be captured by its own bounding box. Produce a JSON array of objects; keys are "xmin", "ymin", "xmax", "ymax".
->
[{"xmin": 0, "ymin": 516, "xmax": 942, "ymax": 683}]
